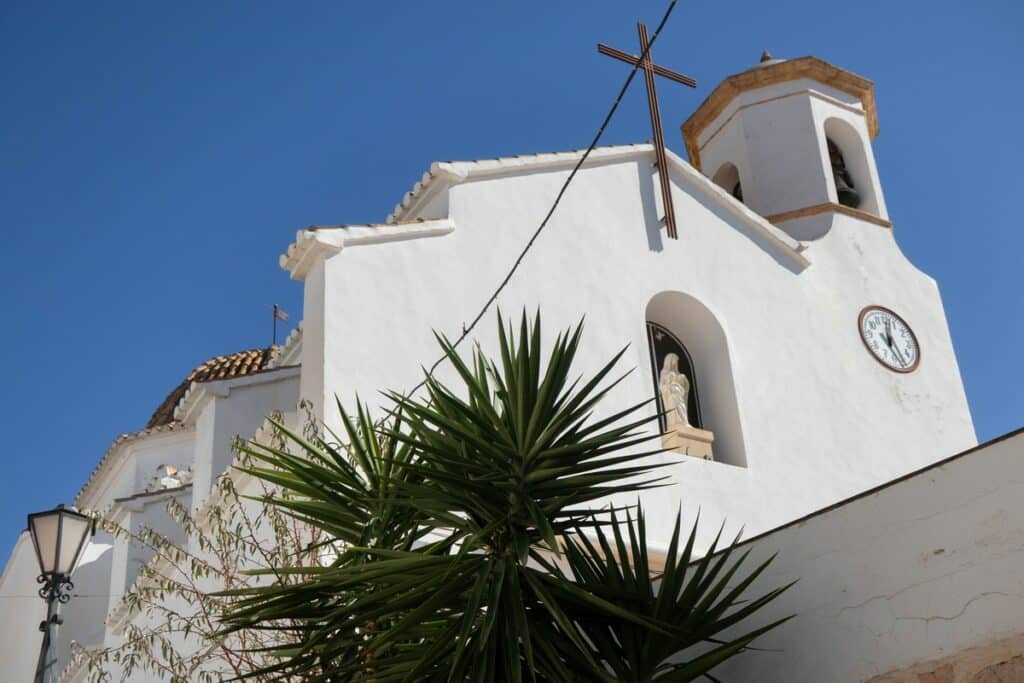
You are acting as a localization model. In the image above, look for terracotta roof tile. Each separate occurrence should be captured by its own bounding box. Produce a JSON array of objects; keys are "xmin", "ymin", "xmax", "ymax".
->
[{"xmin": 146, "ymin": 347, "xmax": 277, "ymax": 429}]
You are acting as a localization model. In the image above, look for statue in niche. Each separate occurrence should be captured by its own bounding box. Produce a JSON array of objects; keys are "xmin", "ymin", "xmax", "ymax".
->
[
  {"xmin": 827, "ymin": 138, "xmax": 862, "ymax": 209},
  {"xmin": 658, "ymin": 353, "xmax": 691, "ymax": 429}
]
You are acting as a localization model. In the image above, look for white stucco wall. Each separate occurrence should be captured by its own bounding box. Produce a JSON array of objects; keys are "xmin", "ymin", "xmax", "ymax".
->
[
  {"xmin": 712, "ymin": 428, "xmax": 1024, "ymax": 682},
  {"xmin": 78, "ymin": 429, "xmax": 195, "ymax": 514},
  {"xmin": 109, "ymin": 487, "xmax": 191, "ymax": 598},
  {"xmin": 0, "ymin": 364, "xmax": 302, "ymax": 681},
  {"xmin": 0, "ymin": 531, "xmax": 113, "ymax": 682},
  {"xmin": 0, "ymin": 532, "xmax": 48, "ymax": 682},
  {"xmin": 298, "ymin": 145, "xmax": 975, "ymax": 554},
  {"xmin": 188, "ymin": 368, "xmax": 300, "ymax": 513},
  {"xmin": 56, "ymin": 539, "xmax": 114, "ymax": 677}
]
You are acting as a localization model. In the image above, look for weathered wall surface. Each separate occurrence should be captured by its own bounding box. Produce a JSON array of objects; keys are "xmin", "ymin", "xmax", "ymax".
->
[{"xmin": 713, "ymin": 429, "xmax": 1024, "ymax": 682}]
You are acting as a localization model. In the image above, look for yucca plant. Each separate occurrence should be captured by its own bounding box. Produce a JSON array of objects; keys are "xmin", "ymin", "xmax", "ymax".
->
[
  {"xmin": 546, "ymin": 509, "xmax": 793, "ymax": 682},
  {"xmin": 222, "ymin": 311, "xmax": 791, "ymax": 681}
]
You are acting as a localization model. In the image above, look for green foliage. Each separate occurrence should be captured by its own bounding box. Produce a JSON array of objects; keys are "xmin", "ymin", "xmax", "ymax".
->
[
  {"xmin": 223, "ymin": 312, "xmax": 791, "ymax": 681},
  {"xmin": 548, "ymin": 508, "xmax": 794, "ymax": 681}
]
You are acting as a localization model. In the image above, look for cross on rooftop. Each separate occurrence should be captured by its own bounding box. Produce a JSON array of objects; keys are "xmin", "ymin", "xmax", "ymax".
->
[{"xmin": 599, "ymin": 22, "xmax": 696, "ymax": 240}]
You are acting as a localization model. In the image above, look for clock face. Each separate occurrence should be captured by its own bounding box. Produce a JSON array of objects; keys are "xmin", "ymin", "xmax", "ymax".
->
[{"xmin": 859, "ymin": 306, "xmax": 920, "ymax": 372}]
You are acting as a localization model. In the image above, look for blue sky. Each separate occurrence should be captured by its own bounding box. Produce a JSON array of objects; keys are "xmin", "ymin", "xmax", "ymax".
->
[{"xmin": 1, "ymin": 1, "xmax": 1021, "ymax": 551}]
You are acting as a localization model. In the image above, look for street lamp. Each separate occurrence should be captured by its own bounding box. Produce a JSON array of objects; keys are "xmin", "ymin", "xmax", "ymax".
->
[{"xmin": 27, "ymin": 504, "xmax": 94, "ymax": 683}]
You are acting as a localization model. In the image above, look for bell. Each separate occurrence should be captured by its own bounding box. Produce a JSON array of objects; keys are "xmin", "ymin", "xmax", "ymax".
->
[
  {"xmin": 834, "ymin": 173, "xmax": 861, "ymax": 209},
  {"xmin": 827, "ymin": 139, "xmax": 861, "ymax": 209},
  {"xmin": 731, "ymin": 181, "xmax": 743, "ymax": 203}
]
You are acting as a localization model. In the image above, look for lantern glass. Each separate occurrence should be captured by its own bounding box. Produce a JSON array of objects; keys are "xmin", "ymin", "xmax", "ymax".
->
[{"xmin": 28, "ymin": 506, "xmax": 92, "ymax": 577}]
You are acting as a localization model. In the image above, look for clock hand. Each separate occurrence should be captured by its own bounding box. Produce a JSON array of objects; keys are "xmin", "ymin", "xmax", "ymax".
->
[
  {"xmin": 881, "ymin": 320, "xmax": 908, "ymax": 367},
  {"xmin": 891, "ymin": 342, "xmax": 909, "ymax": 368}
]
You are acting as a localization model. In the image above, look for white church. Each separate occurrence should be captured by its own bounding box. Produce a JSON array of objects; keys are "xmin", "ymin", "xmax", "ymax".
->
[{"xmin": 2, "ymin": 53, "xmax": 1022, "ymax": 682}]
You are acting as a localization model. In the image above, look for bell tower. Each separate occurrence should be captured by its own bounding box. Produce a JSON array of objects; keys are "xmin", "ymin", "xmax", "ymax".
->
[{"xmin": 682, "ymin": 53, "xmax": 889, "ymax": 237}]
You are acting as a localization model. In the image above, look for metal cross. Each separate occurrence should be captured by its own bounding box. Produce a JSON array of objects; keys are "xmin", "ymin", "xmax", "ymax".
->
[{"xmin": 599, "ymin": 23, "xmax": 696, "ymax": 239}]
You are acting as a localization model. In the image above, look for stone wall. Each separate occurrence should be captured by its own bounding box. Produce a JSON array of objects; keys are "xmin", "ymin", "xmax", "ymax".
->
[{"xmin": 870, "ymin": 634, "xmax": 1024, "ymax": 682}]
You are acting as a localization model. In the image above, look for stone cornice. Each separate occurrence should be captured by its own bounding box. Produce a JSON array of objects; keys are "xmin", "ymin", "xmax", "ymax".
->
[
  {"xmin": 682, "ymin": 56, "xmax": 878, "ymax": 172},
  {"xmin": 281, "ymin": 145, "xmax": 809, "ymax": 274},
  {"xmin": 110, "ymin": 483, "xmax": 192, "ymax": 515},
  {"xmin": 280, "ymin": 217, "xmax": 456, "ymax": 281},
  {"xmin": 385, "ymin": 144, "xmax": 653, "ymax": 224},
  {"xmin": 267, "ymin": 323, "xmax": 302, "ymax": 369},
  {"xmin": 764, "ymin": 202, "xmax": 893, "ymax": 229},
  {"xmin": 173, "ymin": 365, "xmax": 301, "ymax": 425},
  {"xmin": 74, "ymin": 422, "xmax": 193, "ymax": 511}
]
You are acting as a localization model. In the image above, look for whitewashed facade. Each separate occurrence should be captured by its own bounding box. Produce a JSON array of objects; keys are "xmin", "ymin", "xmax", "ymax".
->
[{"xmin": 2, "ymin": 54, "xmax": 1020, "ymax": 682}]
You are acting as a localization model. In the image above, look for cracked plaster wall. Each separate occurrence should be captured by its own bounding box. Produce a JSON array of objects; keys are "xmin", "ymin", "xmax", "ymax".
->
[{"xmin": 710, "ymin": 429, "xmax": 1024, "ymax": 682}]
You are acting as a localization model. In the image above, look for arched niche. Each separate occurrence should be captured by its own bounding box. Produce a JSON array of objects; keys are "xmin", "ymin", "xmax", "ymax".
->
[
  {"xmin": 646, "ymin": 291, "xmax": 747, "ymax": 467},
  {"xmin": 711, "ymin": 161, "xmax": 744, "ymax": 203},
  {"xmin": 824, "ymin": 117, "xmax": 880, "ymax": 217}
]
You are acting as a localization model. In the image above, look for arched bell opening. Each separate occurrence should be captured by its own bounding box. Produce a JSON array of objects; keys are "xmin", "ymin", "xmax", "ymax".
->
[
  {"xmin": 712, "ymin": 161, "xmax": 744, "ymax": 204},
  {"xmin": 824, "ymin": 117, "xmax": 880, "ymax": 217}
]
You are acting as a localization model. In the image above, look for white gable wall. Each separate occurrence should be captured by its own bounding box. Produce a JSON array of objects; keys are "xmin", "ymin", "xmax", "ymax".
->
[
  {"xmin": 187, "ymin": 370, "xmax": 300, "ymax": 514},
  {"xmin": 298, "ymin": 148, "xmax": 975, "ymax": 552}
]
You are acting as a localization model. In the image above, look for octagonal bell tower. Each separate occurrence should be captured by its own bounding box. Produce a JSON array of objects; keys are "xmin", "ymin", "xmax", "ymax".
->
[{"xmin": 683, "ymin": 53, "xmax": 889, "ymax": 238}]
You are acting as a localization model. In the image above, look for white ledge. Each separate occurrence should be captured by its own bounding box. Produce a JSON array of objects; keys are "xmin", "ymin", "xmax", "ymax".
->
[
  {"xmin": 382, "ymin": 142, "xmax": 808, "ymax": 270},
  {"xmin": 280, "ymin": 217, "xmax": 456, "ymax": 281},
  {"xmin": 267, "ymin": 323, "xmax": 302, "ymax": 369},
  {"xmin": 75, "ymin": 422, "xmax": 193, "ymax": 510},
  {"xmin": 174, "ymin": 365, "xmax": 301, "ymax": 425}
]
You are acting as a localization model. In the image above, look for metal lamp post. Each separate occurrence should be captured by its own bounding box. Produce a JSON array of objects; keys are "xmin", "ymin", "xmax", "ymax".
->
[{"xmin": 27, "ymin": 504, "xmax": 94, "ymax": 683}]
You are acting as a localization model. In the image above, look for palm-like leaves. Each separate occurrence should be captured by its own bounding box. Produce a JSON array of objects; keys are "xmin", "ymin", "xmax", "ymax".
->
[
  {"xmin": 222, "ymin": 401, "xmax": 433, "ymax": 678},
  {"xmin": 221, "ymin": 312, "xmax": 790, "ymax": 681},
  {"xmin": 544, "ymin": 508, "xmax": 794, "ymax": 682}
]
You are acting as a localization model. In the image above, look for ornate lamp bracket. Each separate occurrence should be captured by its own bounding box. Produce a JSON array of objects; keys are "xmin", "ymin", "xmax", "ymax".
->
[{"xmin": 37, "ymin": 573, "xmax": 74, "ymax": 604}]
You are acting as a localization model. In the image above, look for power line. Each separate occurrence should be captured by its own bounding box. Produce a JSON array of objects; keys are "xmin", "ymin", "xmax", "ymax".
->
[
  {"xmin": 392, "ymin": 0, "xmax": 681, "ymax": 407},
  {"xmin": 0, "ymin": 594, "xmax": 113, "ymax": 599}
]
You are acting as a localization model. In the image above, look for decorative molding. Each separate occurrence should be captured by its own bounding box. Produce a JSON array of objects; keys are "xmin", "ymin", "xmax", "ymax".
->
[
  {"xmin": 280, "ymin": 217, "xmax": 456, "ymax": 281},
  {"xmin": 682, "ymin": 56, "xmax": 878, "ymax": 172},
  {"xmin": 173, "ymin": 365, "xmax": 301, "ymax": 425},
  {"xmin": 385, "ymin": 144, "xmax": 653, "ymax": 224},
  {"xmin": 764, "ymin": 202, "xmax": 893, "ymax": 229},
  {"xmin": 695, "ymin": 88, "xmax": 870, "ymax": 168},
  {"xmin": 267, "ymin": 323, "xmax": 302, "ymax": 369},
  {"xmin": 387, "ymin": 165, "xmax": 467, "ymax": 224},
  {"xmin": 111, "ymin": 483, "xmax": 192, "ymax": 513},
  {"xmin": 281, "ymin": 143, "xmax": 810, "ymax": 279},
  {"xmin": 74, "ymin": 422, "xmax": 193, "ymax": 510}
]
